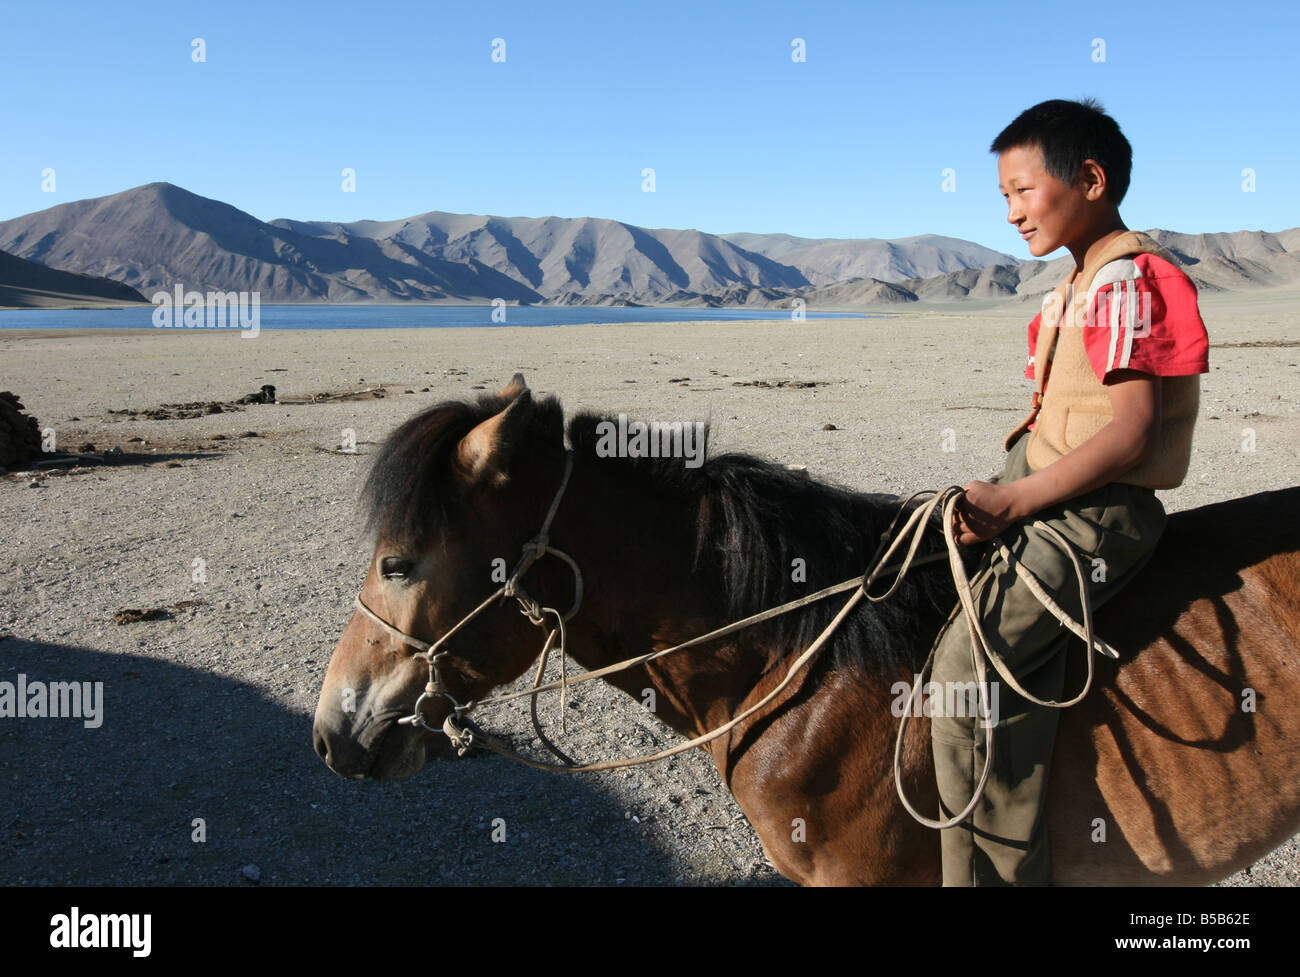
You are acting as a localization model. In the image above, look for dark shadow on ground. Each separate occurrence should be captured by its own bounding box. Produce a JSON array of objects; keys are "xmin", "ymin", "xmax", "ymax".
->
[{"xmin": 0, "ymin": 638, "xmax": 710, "ymax": 886}]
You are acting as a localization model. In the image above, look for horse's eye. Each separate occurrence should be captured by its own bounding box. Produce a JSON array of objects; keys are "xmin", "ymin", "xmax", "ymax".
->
[{"xmin": 381, "ymin": 558, "xmax": 413, "ymax": 580}]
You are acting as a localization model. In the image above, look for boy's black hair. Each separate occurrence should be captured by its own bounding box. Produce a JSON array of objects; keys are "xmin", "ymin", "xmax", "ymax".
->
[{"xmin": 990, "ymin": 97, "xmax": 1133, "ymax": 206}]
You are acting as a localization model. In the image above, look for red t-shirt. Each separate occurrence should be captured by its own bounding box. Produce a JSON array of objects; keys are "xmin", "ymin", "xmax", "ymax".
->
[{"xmin": 1025, "ymin": 252, "xmax": 1210, "ymax": 387}]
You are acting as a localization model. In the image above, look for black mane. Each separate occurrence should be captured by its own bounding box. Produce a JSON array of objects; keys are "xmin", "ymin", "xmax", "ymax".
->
[
  {"xmin": 359, "ymin": 390, "xmax": 567, "ymax": 550},
  {"xmin": 362, "ymin": 392, "xmax": 957, "ymax": 679},
  {"xmin": 566, "ymin": 412, "xmax": 956, "ymax": 678}
]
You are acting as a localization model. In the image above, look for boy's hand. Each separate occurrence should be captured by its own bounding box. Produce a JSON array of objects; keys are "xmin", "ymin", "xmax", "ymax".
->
[{"xmin": 954, "ymin": 480, "xmax": 1023, "ymax": 545}]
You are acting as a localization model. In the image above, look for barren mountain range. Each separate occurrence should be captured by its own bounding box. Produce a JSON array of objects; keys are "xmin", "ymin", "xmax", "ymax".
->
[
  {"xmin": 796, "ymin": 226, "xmax": 1300, "ymax": 307},
  {"xmin": 0, "ymin": 182, "xmax": 1296, "ymax": 309},
  {"xmin": 0, "ymin": 247, "xmax": 146, "ymax": 309}
]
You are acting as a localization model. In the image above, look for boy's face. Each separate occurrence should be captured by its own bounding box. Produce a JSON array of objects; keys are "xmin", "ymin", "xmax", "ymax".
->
[{"xmin": 997, "ymin": 144, "xmax": 1093, "ymax": 259}]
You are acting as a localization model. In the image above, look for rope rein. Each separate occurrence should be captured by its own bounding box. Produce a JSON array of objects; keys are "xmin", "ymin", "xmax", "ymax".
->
[{"xmin": 352, "ymin": 449, "xmax": 1112, "ymax": 828}]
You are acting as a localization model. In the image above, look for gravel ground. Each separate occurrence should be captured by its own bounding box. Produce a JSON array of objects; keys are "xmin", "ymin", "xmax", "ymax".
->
[{"xmin": 2, "ymin": 291, "xmax": 1297, "ymax": 886}]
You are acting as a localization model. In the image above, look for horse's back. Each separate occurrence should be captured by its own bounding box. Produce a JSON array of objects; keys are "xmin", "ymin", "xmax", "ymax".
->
[
  {"xmin": 1050, "ymin": 486, "xmax": 1300, "ymax": 884},
  {"xmin": 1106, "ymin": 485, "xmax": 1300, "ymax": 650},
  {"xmin": 1162, "ymin": 485, "xmax": 1300, "ymax": 555}
]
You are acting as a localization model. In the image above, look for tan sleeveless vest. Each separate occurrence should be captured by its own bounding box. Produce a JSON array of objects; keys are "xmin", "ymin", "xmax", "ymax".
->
[{"xmin": 1003, "ymin": 230, "xmax": 1200, "ymax": 490}]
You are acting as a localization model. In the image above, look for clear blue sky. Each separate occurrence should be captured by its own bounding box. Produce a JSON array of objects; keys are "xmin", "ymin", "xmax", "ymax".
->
[{"xmin": 2, "ymin": 0, "xmax": 1294, "ymax": 258}]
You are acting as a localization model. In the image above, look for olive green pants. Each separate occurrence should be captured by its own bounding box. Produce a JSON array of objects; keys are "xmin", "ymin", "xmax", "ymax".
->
[{"xmin": 930, "ymin": 434, "xmax": 1167, "ymax": 885}]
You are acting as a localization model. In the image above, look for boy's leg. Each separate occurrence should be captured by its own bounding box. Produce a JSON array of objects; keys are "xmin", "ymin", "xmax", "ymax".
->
[
  {"xmin": 930, "ymin": 439, "xmax": 1167, "ymax": 885},
  {"xmin": 931, "ymin": 551, "xmax": 1071, "ymax": 886}
]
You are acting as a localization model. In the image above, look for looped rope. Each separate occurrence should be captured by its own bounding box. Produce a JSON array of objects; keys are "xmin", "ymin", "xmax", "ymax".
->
[
  {"xmin": 528, "ymin": 616, "xmax": 578, "ymax": 763},
  {"xmin": 504, "ymin": 536, "xmax": 547, "ymax": 599},
  {"xmin": 890, "ymin": 490, "xmax": 1112, "ymax": 829}
]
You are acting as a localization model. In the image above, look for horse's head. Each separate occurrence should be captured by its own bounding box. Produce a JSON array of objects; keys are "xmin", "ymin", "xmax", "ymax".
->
[{"xmin": 313, "ymin": 374, "xmax": 574, "ymax": 779}]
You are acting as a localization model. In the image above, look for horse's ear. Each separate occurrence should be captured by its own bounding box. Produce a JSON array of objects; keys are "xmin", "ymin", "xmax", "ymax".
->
[
  {"xmin": 497, "ymin": 373, "xmax": 528, "ymax": 400},
  {"xmin": 457, "ymin": 389, "xmax": 534, "ymax": 483}
]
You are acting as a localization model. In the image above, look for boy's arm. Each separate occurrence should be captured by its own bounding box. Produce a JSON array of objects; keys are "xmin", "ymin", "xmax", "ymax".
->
[{"xmin": 953, "ymin": 369, "xmax": 1161, "ymax": 545}]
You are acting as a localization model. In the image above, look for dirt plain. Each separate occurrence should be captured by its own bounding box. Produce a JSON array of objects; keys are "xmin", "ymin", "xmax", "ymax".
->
[{"xmin": 2, "ymin": 290, "xmax": 1297, "ymax": 886}]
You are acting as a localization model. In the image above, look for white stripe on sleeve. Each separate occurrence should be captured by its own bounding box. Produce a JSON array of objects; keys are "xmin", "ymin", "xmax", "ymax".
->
[
  {"xmin": 1119, "ymin": 279, "xmax": 1136, "ymax": 369},
  {"xmin": 1106, "ymin": 282, "xmax": 1121, "ymax": 372}
]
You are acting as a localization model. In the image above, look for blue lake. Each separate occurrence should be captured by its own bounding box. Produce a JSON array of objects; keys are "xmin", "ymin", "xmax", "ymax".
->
[{"xmin": 0, "ymin": 305, "xmax": 877, "ymax": 330}]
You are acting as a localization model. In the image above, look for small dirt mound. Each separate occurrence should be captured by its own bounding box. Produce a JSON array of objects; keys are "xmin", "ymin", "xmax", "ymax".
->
[
  {"xmin": 111, "ymin": 600, "xmax": 207, "ymax": 624},
  {"xmin": 108, "ymin": 401, "xmax": 243, "ymax": 421}
]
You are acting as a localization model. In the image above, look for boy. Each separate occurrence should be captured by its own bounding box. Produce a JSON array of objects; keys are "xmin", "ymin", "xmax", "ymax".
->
[{"xmin": 928, "ymin": 98, "xmax": 1209, "ymax": 885}]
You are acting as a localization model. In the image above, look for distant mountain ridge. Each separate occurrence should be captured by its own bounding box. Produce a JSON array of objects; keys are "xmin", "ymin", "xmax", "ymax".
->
[
  {"xmin": 270, "ymin": 209, "xmax": 813, "ymax": 304},
  {"xmin": 0, "ymin": 248, "xmax": 146, "ymax": 309},
  {"xmin": 0, "ymin": 183, "xmax": 1295, "ymax": 308},
  {"xmin": 718, "ymin": 231, "xmax": 1018, "ymax": 287},
  {"xmin": 786, "ymin": 228, "xmax": 1300, "ymax": 308},
  {"xmin": 0, "ymin": 184, "xmax": 535, "ymax": 305},
  {"xmin": 0, "ymin": 183, "xmax": 1021, "ymax": 306}
]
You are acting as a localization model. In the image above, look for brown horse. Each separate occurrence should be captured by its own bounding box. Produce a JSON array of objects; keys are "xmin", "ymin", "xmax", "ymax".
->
[{"xmin": 313, "ymin": 375, "xmax": 1300, "ymax": 885}]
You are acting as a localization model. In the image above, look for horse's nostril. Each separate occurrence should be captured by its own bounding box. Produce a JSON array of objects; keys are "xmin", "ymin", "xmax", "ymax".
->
[{"xmin": 313, "ymin": 732, "xmax": 330, "ymax": 763}]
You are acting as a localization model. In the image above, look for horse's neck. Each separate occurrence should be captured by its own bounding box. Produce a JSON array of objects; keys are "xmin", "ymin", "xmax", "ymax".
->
[
  {"xmin": 564, "ymin": 584, "xmax": 761, "ymax": 739},
  {"xmin": 559, "ymin": 476, "xmax": 949, "ymax": 749},
  {"xmin": 554, "ymin": 475, "xmax": 773, "ymax": 737}
]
